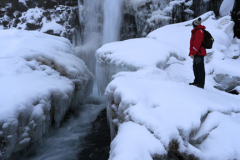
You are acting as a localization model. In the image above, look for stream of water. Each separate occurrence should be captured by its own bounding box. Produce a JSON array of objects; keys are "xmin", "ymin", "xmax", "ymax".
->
[{"xmin": 18, "ymin": 96, "xmax": 106, "ymax": 160}]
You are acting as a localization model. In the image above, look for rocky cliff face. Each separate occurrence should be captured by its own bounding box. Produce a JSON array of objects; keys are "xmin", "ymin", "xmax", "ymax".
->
[
  {"xmin": 0, "ymin": 0, "xmax": 80, "ymax": 44},
  {"xmin": 121, "ymin": 0, "xmax": 224, "ymax": 40},
  {"xmin": 231, "ymin": 0, "xmax": 240, "ymax": 38},
  {"xmin": 0, "ymin": 0, "xmax": 227, "ymax": 43}
]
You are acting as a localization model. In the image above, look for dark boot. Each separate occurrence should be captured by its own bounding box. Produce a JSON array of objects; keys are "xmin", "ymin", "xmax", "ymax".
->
[{"xmin": 189, "ymin": 82, "xmax": 197, "ymax": 85}]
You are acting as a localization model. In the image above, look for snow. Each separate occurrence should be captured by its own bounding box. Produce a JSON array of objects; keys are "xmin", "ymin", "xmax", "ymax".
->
[
  {"xmin": 19, "ymin": 0, "xmax": 27, "ymax": 6},
  {"xmin": 220, "ymin": 0, "xmax": 235, "ymax": 17},
  {"xmin": 96, "ymin": 11, "xmax": 240, "ymax": 159},
  {"xmin": 109, "ymin": 121, "xmax": 167, "ymax": 160},
  {"xmin": 40, "ymin": 21, "xmax": 64, "ymax": 35},
  {"xmin": 0, "ymin": 30, "xmax": 93, "ymax": 159},
  {"xmin": 16, "ymin": 7, "xmax": 66, "ymax": 35}
]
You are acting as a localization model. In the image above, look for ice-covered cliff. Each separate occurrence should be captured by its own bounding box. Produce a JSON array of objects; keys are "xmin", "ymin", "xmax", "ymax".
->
[
  {"xmin": 96, "ymin": 12, "xmax": 240, "ymax": 159},
  {"xmin": 0, "ymin": 0, "xmax": 80, "ymax": 45},
  {"xmin": 121, "ymin": 0, "xmax": 224, "ymax": 40},
  {"xmin": 1, "ymin": 0, "xmax": 227, "ymax": 43},
  {"xmin": 0, "ymin": 30, "xmax": 93, "ymax": 159}
]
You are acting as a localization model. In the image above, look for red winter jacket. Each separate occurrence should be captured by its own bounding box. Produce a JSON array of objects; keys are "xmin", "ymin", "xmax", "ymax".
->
[{"xmin": 189, "ymin": 25, "xmax": 207, "ymax": 56}]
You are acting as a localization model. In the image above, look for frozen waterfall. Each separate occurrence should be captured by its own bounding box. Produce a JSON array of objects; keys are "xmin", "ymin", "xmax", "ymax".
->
[
  {"xmin": 76, "ymin": 0, "xmax": 123, "ymax": 74},
  {"xmin": 103, "ymin": 0, "xmax": 123, "ymax": 44},
  {"xmin": 76, "ymin": 0, "xmax": 104, "ymax": 74}
]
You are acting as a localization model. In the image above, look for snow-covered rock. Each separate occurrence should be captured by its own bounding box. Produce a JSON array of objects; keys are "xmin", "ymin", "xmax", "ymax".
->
[
  {"xmin": 220, "ymin": 0, "xmax": 235, "ymax": 17},
  {"xmin": 0, "ymin": 4, "xmax": 80, "ymax": 44},
  {"xmin": 1, "ymin": 0, "xmax": 225, "ymax": 44},
  {"xmin": 0, "ymin": 30, "xmax": 93, "ymax": 159},
  {"xmin": 121, "ymin": 0, "xmax": 224, "ymax": 40},
  {"xmin": 96, "ymin": 12, "xmax": 240, "ymax": 159}
]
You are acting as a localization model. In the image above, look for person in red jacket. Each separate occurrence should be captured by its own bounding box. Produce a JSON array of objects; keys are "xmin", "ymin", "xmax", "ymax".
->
[{"xmin": 189, "ymin": 17, "xmax": 206, "ymax": 89}]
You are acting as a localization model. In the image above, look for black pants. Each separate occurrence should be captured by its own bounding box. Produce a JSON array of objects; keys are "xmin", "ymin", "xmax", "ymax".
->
[{"xmin": 193, "ymin": 55, "xmax": 205, "ymax": 86}]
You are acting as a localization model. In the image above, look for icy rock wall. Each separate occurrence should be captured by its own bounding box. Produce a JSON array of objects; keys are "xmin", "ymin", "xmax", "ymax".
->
[
  {"xmin": 0, "ymin": 1, "xmax": 80, "ymax": 44},
  {"xmin": 121, "ymin": 0, "xmax": 190, "ymax": 39},
  {"xmin": 96, "ymin": 62, "xmax": 138, "ymax": 96},
  {"xmin": 231, "ymin": 0, "xmax": 240, "ymax": 38},
  {"xmin": 191, "ymin": 0, "xmax": 223, "ymax": 17},
  {"xmin": 121, "ymin": 0, "xmax": 224, "ymax": 40},
  {"xmin": 0, "ymin": 30, "xmax": 93, "ymax": 159}
]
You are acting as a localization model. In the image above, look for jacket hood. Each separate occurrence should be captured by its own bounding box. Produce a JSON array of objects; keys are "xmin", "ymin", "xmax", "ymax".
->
[{"xmin": 192, "ymin": 25, "xmax": 206, "ymax": 33}]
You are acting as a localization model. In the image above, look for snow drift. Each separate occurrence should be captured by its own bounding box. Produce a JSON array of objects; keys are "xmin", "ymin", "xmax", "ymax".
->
[
  {"xmin": 0, "ymin": 30, "xmax": 93, "ymax": 159},
  {"xmin": 96, "ymin": 11, "xmax": 240, "ymax": 159}
]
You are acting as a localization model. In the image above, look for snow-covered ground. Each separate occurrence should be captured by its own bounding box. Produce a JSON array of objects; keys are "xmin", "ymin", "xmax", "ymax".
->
[
  {"xmin": 96, "ymin": 12, "xmax": 240, "ymax": 159},
  {"xmin": 0, "ymin": 30, "xmax": 93, "ymax": 159}
]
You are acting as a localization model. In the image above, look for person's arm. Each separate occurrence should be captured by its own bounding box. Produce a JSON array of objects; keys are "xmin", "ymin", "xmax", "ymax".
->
[{"xmin": 190, "ymin": 29, "xmax": 204, "ymax": 56}]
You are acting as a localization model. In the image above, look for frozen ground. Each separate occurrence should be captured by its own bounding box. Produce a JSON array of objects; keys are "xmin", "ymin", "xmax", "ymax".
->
[
  {"xmin": 0, "ymin": 30, "xmax": 93, "ymax": 159},
  {"xmin": 96, "ymin": 12, "xmax": 240, "ymax": 159}
]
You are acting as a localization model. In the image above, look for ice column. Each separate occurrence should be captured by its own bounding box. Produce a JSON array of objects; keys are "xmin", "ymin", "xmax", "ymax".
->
[{"xmin": 103, "ymin": 0, "xmax": 123, "ymax": 44}]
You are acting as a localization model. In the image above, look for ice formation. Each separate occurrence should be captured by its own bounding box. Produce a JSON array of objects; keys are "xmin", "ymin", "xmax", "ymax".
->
[
  {"xmin": 96, "ymin": 12, "xmax": 240, "ymax": 159},
  {"xmin": 75, "ymin": 0, "xmax": 103, "ymax": 74},
  {"xmin": 0, "ymin": 30, "xmax": 93, "ymax": 159},
  {"xmin": 219, "ymin": 0, "xmax": 235, "ymax": 17},
  {"xmin": 103, "ymin": 0, "xmax": 123, "ymax": 44}
]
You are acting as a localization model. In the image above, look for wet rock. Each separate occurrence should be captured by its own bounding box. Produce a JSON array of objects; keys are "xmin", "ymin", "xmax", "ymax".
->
[
  {"xmin": 18, "ymin": 2, "xmax": 28, "ymax": 12},
  {"xmin": 12, "ymin": 18, "xmax": 20, "ymax": 27},
  {"xmin": 121, "ymin": 13, "xmax": 137, "ymax": 40},
  {"xmin": 231, "ymin": 0, "xmax": 240, "ymax": 38},
  {"xmin": 214, "ymin": 74, "xmax": 240, "ymax": 92},
  {"xmin": 2, "ymin": 20, "xmax": 9, "ymax": 28},
  {"xmin": 44, "ymin": 29, "xmax": 61, "ymax": 36},
  {"xmin": 78, "ymin": 109, "xmax": 110, "ymax": 160},
  {"xmin": 26, "ymin": 22, "xmax": 42, "ymax": 30}
]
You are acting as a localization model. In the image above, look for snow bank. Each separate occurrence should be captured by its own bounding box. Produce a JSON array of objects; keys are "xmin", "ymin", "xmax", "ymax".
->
[
  {"xmin": 0, "ymin": 30, "xmax": 93, "ymax": 159},
  {"xmin": 220, "ymin": 0, "xmax": 235, "ymax": 17},
  {"xmin": 96, "ymin": 12, "xmax": 240, "ymax": 159},
  {"xmin": 106, "ymin": 68, "xmax": 240, "ymax": 159},
  {"xmin": 96, "ymin": 38, "xmax": 185, "ymax": 95}
]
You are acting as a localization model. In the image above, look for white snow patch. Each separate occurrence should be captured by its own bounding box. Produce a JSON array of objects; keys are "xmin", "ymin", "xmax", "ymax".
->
[
  {"xmin": 220, "ymin": 0, "xmax": 235, "ymax": 17},
  {"xmin": 96, "ymin": 12, "xmax": 240, "ymax": 159},
  {"xmin": 0, "ymin": 30, "xmax": 93, "ymax": 159}
]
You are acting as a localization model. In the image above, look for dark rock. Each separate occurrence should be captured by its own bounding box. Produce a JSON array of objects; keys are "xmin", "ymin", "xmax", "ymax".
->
[
  {"xmin": 227, "ymin": 89, "xmax": 239, "ymax": 95},
  {"xmin": 12, "ymin": 18, "xmax": 20, "ymax": 27},
  {"xmin": 1, "ymin": 0, "xmax": 11, "ymax": 7},
  {"xmin": 42, "ymin": 10, "xmax": 51, "ymax": 20},
  {"xmin": 2, "ymin": 20, "xmax": 9, "ymax": 28},
  {"xmin": 214, "ymin": 74, "xmax": 240, "ymax": 92},
  {"xmin": 14, "ymin": 11, "xmax": 21, "ymax": 18},
  {"xmin": 78, "ymin": 109, "xmax": 110, "ymax": 160},
  {"xmin": 44, "ymin": 29, "xmax": 61, "ymax": 36},
  {"xmin": 167, "ymin": 140, "xmax": 199, "ymax": 160},
  {"xmin": 43, "ymin": 0, "xmax": 58, "ymax": 9},
  {"xmin": 18, "ymin": 2, "xmax": 28, "ymax": 12},
  {"xmin": 121, "ymin": 13, "xmax": 137, "ymax": 40},
  {"xmin": 11, "ymin": 0, "xmax": 19, "ymax": 11},
  {"xmin": 69, "ymin": 13, "xmax": 77, "ymax": 26},
  {"xmin": 26, "ymin": 22, "xmax": 42, "ymax": 30},
  {"xmin": 190, "ymin": 0, "xmax": 223, "ymax": 17},
  {"xmin": 231, "ymin": 0, "xmax": 240, "ymax": 38}
]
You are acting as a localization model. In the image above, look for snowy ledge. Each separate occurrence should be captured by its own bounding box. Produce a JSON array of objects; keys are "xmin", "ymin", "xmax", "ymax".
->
[
  {"xmin": 96, "ymin": 12, "xmax": 240, "ymax": 159},
  {"xmin": 0, "ymin": 30, "xmax": 93, "ymax": 159}
]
